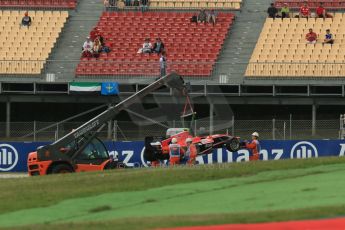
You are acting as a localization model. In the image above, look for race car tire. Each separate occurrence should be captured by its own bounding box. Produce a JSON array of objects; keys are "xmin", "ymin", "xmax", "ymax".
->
[
  {"xmin": 51, "ymin": 164, "xmax": 73, "ymax": 174},
  {"xmin": 226, "ymin": 138, "xmax": 240, "ymax": 152}
]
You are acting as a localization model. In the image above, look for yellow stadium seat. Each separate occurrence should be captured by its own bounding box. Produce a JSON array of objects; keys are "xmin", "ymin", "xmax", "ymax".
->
[
  {"xmin": 150, "ymin": 2, "xmax": 158, "ymax": 7},
  {"xmin": 215, "ymin": 2, "xmax": 224, "ymax": 8},
  {"xmin": 0, "ymin": 10, "xmax": 67, "ymax": 75},
  {"xmin": 175, "ymin": 2, "xmax": 182, "ymax": 7},
  {"xmin": 198, "ymin": 2, "xmax": 207, "ymax": 8},
  {"xmin": 207, "ymin": 2, "xmax": 215, "ymax": 8}
]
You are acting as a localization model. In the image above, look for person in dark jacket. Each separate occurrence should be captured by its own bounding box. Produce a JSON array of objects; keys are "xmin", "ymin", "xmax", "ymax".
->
[
  {"xmin": 267, "ymin": 3, "xmax": 278, "ymax": 18},
  {"xmin": 198, "ymin": 9, "xmax": 207, "ymax": 23},
  {"xmin": 141, "ymin": 0, "xmax": 148, "ymax": 12},
  {"xmin": 21, "ymin": 11, "xmax": 32, "ymax": 27},
  {"xmin": 152, "ymin": 38, "xmax": 165, "ymax": 54}
]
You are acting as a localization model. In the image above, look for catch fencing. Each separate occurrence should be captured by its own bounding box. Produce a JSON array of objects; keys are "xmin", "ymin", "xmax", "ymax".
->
[{"xmin": 0, "ymin": 119, "xmax": 341, "ymax": 141}]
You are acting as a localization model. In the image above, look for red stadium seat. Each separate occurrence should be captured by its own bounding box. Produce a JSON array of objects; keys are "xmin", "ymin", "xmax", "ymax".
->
[
  {"xmin": 0, "ymin": 0, "xmax": 77, "ymax": 9},
  {"xmin": 76, "ymin": 11, "xmax": 234, "ymax": 77}
]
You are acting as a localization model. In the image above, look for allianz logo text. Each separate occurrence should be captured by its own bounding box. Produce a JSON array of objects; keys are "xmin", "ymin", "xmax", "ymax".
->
[
  {"xmin": 0, "ymin": 144, "xmax": 19, "ymax": 171},
  {"xmin": 290, "ymin": 141, "xmax": 318, "ymax": 159}
]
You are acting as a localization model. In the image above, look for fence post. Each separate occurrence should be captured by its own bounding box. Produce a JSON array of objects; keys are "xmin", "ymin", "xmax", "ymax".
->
[
  {"xmin": 232, "ymin": 116, "xmax": 235, "ymax": 135},
  {"xmin": 272, "ymin": 118, "xmax": 276, "ymax": 140},
  {"xmin": 209, "ymin": 103, "xmax": 214, "ymax": 135},
  {"xmin": 289, "ymin": 114, "xmax": 292, "ymax": 140},
  {"xmin": 113, "ymin": 120, "xmax": 117, "ymax": 141},
  {"xmin": 33, "ymin": 120, "xmax": 36, "ymax": 142},
  {"xmin": 55, "ymin": 123, "xmax": 59, "ymax": 141},
  {"xmin": 107, "ymin": 120, "xmax": 112, "ymax": 140},
  {"xmin": 283, "ymin": 121, "xmax": 286, "ymax": 140}
]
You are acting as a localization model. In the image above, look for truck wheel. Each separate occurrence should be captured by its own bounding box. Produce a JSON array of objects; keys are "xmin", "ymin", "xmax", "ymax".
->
[
  {"xmin": 226, "ymin": 138, "xmax": 240, "ymax": 152},
  {"xmin": 51, "ymin": 164, "xmax": 73, "ymax": 174}
]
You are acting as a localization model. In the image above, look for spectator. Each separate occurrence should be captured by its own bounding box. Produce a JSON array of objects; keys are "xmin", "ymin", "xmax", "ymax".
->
[
  {"xmin": 197, "ymin": 9, "xmax": 207, "ymax": 23},
  {"xmin": 133, "ymin": 0, "xmax": 139, "ymax": 7},
  {"xmin": 95, "ymin": 34, "xmax": 111, "ymax": 53},
  {"xmin": 137, "ymin": 38, "xmax": 152, "ymax": 54},
  {"xmin": 82, "ymin": 36, "xmax": 93, "ymax": 57},
  {"xmin": 109, "ymin": 0, "xmax": 116, "ymax": 6},
  {"xmin": 306, "ymin": 28, "xmax": 317, "ymax": 44},
  {"xmin": 159, "ymin": 51, "xmax": 167, "ymax": 78},
  {"xmin": 299, "ymin": 2, "xmax": 310, "ymax": 18},
  {"xmin": 104, "ymin": 0, "xmax": 110, "ymax": 7},
  {"xmin": 125, "ymin": 0, "xmax": 131, "ymax": 6},
  {"xmin": 21, "ymin": 11, "xmax": 32, "ymax": 27},
  {"xmin": 207, "ymin": 9, "xmax": 217, "ymax": 25},
  {"xmin": 152, "ymin": 38, "xmax": 165, "ymax": 54},
  {"xmin": 190, "ymin": 13, "xmax": 198, "ymax": 23},
  {"xmin": 141, "ymin": 0, "xmax": 148, "ymax": 12},
  {"xmin": 316, "ymin": 2, "xmax": 333, "ymax": 19},
  {"xmin": 93, "ymin": 38, "xmax": 102, "ymax": 58},
  {"xmin": 323, "ymin": 29, "xmax": 334, "ymax": 45},
  {"xmin": 95, "ymin": 34, "xmax": 105, "ymax": 46},
  {"xmin": 267, "ymin": 3, "xmax": 278, "ymax": 19},
  {"xmin": 280, "ymin": 3, "xmax": 290, "ymax": 18}
]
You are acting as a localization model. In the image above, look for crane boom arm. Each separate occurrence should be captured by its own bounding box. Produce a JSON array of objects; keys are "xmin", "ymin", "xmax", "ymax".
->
[{"xmin": 37, "ymin": 73, "xmax": 186, "ymax": 159}]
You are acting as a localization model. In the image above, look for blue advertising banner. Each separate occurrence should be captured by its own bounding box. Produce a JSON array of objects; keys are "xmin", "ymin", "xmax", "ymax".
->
[{"xmin": 1, "ymin": 140, "xmax": 345, "ymax": 172}]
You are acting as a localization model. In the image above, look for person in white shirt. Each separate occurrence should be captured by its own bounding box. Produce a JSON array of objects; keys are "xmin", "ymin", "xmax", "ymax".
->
[
  {"xmin": 104, "ymin": 0, "xmax": 110, "ymax": 7},
  {"xmin": 159, "ymin": 51, "xmax": 167, "ymax": 77},
  {"xmin": 138, "ymin": 38, "xmax": 152, "ymax": 54},
  {"xmin": 82, "ymin": 37, "xmax": 93, "ymax": 57}
]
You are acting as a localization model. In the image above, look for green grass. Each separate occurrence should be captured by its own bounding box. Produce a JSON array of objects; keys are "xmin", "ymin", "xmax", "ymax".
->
[{"xmin": 2, "ymin": 157, "xmax": 345, "ymax": 229}]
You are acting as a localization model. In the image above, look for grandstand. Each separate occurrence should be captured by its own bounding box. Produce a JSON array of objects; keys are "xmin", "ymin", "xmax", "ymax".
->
[
  {"xmin": 76, "ymin": 11, "xmax": 234, "ymax": 78},
  {"xmin": 0, "ymin": 10, "xmax": 68, "ymax": 74},
  {"xmin": 0, "ymin": 0, "xmax": 261, "ymax": 83},
  {"xmin": 246, "ymin": 15, "xmax": 345, "ymax": 77}
]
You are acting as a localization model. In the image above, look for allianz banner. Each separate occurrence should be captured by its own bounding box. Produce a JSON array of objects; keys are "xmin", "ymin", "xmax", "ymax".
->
[{"xmin": 1, "ymin": 140, "xmax": 345, "ymax": 172}]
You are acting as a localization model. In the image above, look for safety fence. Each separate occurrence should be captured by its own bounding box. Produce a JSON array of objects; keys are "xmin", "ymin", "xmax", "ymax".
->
[{"xmin": 0, "ymin": 119, "xmax": 341, "ymax": 141}]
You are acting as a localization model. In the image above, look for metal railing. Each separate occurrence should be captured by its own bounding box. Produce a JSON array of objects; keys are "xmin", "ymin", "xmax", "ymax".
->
[
  {"xmin": 0, "ymin": 60, "xmax": 242, "ymax": 81},
  {"xmin": 0, "ymin": 119, "xmax": 341, "ymax": 141},
  {"xmin": 4, "ymin": 60, "xmax": 345, "ymax": 81}
]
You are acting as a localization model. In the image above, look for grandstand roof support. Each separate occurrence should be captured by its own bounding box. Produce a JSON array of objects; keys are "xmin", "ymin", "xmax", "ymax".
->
[{"xmin": 1, "ymin": 95, "xmax": 345, "ymax": 106}]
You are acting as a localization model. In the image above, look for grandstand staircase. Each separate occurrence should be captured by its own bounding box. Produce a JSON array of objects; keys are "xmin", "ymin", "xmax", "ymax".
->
[
  {"xmin": 213, "ymin": 0, "xmax": 271, "ymax": 84},
  {"xmin": 44, "ymin": 0, "xmax": 104, "ymax": 82}
]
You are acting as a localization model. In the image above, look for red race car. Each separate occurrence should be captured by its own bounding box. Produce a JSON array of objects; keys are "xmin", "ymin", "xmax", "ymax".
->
[{"xmin": 144, "ymin": 128, "xmax": 241, "ymax": 162}]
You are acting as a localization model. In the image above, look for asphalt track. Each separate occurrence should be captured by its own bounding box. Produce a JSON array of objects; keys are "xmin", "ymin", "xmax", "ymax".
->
[{"xmin": 163, "ymin": 218, "xmax": 345, "ymax": 230}]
